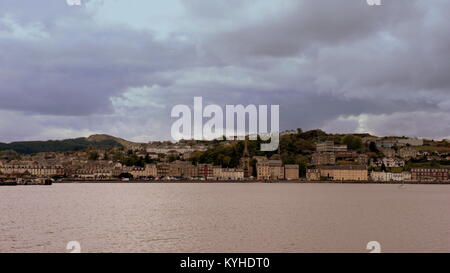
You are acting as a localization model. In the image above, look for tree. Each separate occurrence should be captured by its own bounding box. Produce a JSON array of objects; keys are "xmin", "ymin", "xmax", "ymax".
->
[
  {"xmin": 88, "ymin": 151, "xmax": 99, "ymax": 161},
  {"xmin": 298, "ymin": 162, "xmax": 307, "ymax": 178},
  {"xmin": 369, "ymin": 142, "xmax": 379, "ymax": 153},
  {"xmin": 222, "ymin": 155, "xmax": 232, "ymax": 167},
  {"xmin": 112, "ymin": 151, "xmax": 124, "ymax": 162},
  {"xmin": 342, "ymin": 135, "xmax": 364, "ymax": 152},
  {"xmin": 144, "ymin": 154, "xmax": 155, "ymax": 164},
  {"xmin": 250, "ymin": 159, "xmax": 257, "ymax": 177}
]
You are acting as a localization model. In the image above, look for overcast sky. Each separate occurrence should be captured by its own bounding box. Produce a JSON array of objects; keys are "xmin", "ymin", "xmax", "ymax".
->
[{"xmin": 0, "ymin": 0, "xmax": 449, "ymax": 142}]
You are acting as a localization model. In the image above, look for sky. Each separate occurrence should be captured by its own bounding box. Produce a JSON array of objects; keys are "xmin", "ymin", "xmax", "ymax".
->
[{"xmin": 0, "ymin": 0, "xmax": 449, "ymax": 143}]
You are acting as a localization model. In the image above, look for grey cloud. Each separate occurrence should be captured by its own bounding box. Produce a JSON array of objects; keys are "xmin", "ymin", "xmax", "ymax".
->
[
  {"xmin": 1, "ymin": 0, "xmax": 450, "ymax": 141},
  {"xmin": 0, "ymin": 18, "xmax": 200, "ymax": 115},
  {"xmin": 206, "ymin": 0, "xmax": 423, "ymax": 58}
]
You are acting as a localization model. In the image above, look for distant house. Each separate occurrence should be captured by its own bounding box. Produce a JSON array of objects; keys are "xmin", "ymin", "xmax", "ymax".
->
[
  {"xmin": 397, "ymin": 138, "xmax": 423, "ymax": 147},
  {"xmin": 311, "ymin": 152, "xmax": 335, "ymax": 166},
  {"xmin": 356, "ymin": 154, "xmax": 369, "ymax": 165},
  {"xmin": 316, "ymin": 141, "xmax": 347, "ymax": 153},
  {"xmin": 371, "ymin": 158, "xmax": 405, "ymax": 168},
  {"xmin": 379, "ymin": 148, "xmax": 396, "ymax": 158},
  {"xmin": 398, "ymin": 147, "xmax": 418, "ymax": 159}
]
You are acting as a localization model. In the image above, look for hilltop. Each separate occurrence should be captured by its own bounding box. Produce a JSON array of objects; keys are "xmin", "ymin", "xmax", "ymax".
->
[
  {"xmin": 0, "ymin": 135, "xmax": 132, "ymax": 154},
  {"xmin": 86, "ymin": 134, "xmax": 145, "ymax": 150}
]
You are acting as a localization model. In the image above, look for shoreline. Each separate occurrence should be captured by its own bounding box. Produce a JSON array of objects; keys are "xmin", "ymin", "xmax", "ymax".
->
[{"xmin": 54, "ymin": 180, "xmax": 450, "ymax": 185}]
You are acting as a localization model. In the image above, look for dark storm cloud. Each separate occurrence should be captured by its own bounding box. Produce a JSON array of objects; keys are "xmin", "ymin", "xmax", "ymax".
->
[
  {"xmin": 205, "ymin": 0, "xmax": 423, "ymax": 58},
  {"xmin": 0, "ymin": 17, "xmax": 200, "ymax": 115}
]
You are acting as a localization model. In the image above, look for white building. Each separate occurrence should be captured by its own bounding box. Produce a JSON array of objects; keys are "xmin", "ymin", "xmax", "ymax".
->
[
  {"xmin": 371, "ymin": 172, "xmax": 411, "ymax": 182},
  {"xmin": 371, "ymin": 158, "xmax": 405, "ymax": 168},
  {"xmin": 397, "ymin": 138, "xmax": 423, "ymax": 147},
  {"xmin": 213, "ymin": 167, "xmax": 244, "ymax": 180}
]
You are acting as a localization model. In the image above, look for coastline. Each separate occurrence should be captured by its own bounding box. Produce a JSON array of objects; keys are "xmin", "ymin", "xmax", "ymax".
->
[{"xmin": 55, "ymin": 180, "xmax": 450, "ymax": 185}]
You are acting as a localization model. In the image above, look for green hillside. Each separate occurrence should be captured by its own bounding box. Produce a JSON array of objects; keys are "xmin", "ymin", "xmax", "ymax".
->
[{"xmin": 0, "ymin": 136, "xmax": 123, "ymax": 154}]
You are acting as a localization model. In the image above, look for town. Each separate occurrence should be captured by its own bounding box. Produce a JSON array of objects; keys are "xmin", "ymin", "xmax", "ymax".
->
[{"xmin": 1, "ymin": 129, "xmax": 450, "ymax": 184}]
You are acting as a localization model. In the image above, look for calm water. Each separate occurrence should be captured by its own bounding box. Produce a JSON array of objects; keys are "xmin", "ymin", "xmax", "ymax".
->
[{"xmin": 0, "ymin": 183, "xmax": 449, "ymax": 253}]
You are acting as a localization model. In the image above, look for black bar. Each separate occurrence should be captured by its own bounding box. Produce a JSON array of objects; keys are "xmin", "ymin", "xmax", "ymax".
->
[{"xmin": 1, "ymin": 253, "xmax": 448, "ymax": 272}]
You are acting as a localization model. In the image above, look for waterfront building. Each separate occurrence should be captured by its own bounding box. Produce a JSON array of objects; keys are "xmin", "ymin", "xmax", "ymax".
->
[
  {"xmin": 198, "ymin": 164, "xmax": 214, "ymax": 179},
  {"xmin": 370, "ymin": 171, "xmax": 411, "ymax": 182},
  {"xmin": 223, "ymin": 168, "xmax": 244, "ymax": 180},
  {"xmin": 130, "ymin": 164, "xmax": 157, "ymax": 178},
  {"xmin": 213, "ymin": 167, "xmax": 244, "ymax": 180},
  {"xmin": 76, "ymin": 167, "xmax": 114, "ymax": 179},
  {"xmin": 256, "ymin": 160, "xmax": 284, "ymax": 180},
  {"xmin": 411, "ymin": 168, "xmax": 450, "ymax": 182},
  {"xmin": 0, "ymin": 164, "xmax": 65, "ymax": 177},
  {"xmin": 319, "ymin": 165, "xmax": 368, "ymax": 181},
  {"xmin": 284, "ymin": 165, "xmax": 299, "ymax": 180},
  {"xmin": 156, "ymin": 163, "xmax": 170, "ymax": 177},
  {"xmin": 212, "ymin": 166, "xmax": 223, "ymax": 179},
  {"xmin": 170, "ymin": 161, "xmax": 197, "ymax": 178},
  {"xmin": 306, "ymin": 169, "xmax": 321, "ymax": 181}
]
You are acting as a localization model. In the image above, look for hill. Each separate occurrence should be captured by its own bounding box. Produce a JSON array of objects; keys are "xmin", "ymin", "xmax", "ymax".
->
[
  {"xmin": 0, "ymin": 135, "xmax": 128, "ymax": 154},
  {"xmin": 86, "ymin": 134, "xmax": 144, "ymax": 150}
]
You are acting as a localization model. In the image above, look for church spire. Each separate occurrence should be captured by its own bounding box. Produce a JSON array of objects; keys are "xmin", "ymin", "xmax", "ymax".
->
[
  {"xmin": 241, "ymin": 136, "xmax": 252, "ymax": 178},
  {"xmin": 243, "ymin": 137, "xmax": 249, "ymax": 157}
]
